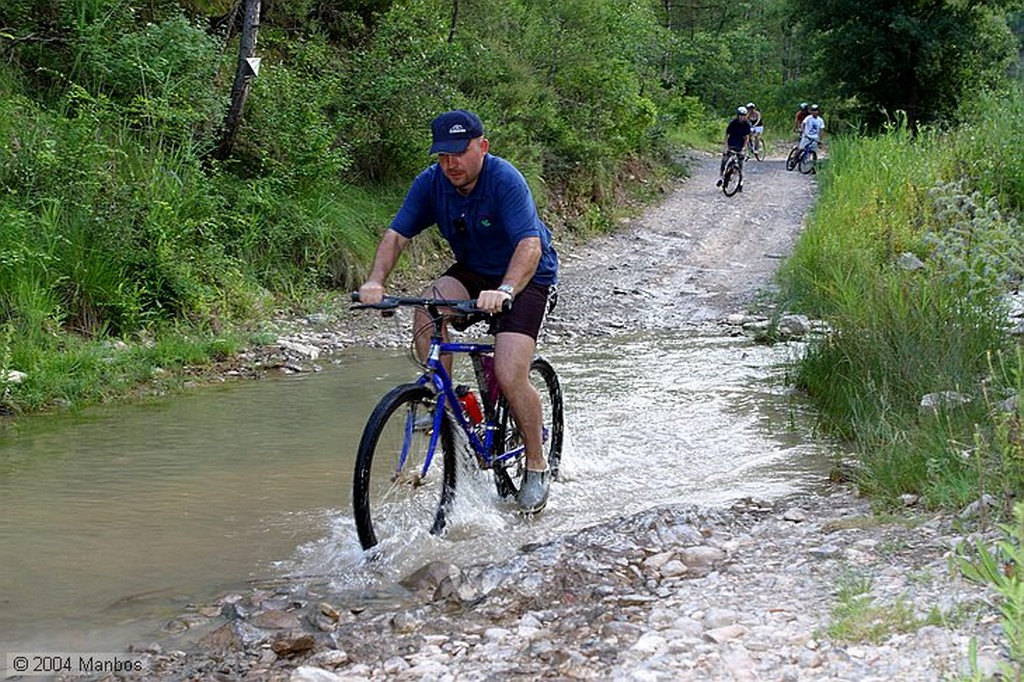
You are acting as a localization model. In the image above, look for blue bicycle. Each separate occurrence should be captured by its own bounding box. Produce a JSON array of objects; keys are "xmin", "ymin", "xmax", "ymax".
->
[
  {"xmin": 350, "ymin": 294, "xmax": 564, "ymax": 551},
  {"xmin": 786, "ymin": 140, "xmax": 817, "ymax": 174}
]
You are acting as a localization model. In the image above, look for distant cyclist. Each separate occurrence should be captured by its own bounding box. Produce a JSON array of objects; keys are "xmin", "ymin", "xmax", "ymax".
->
[
  {"xmin": 745, "ymin": 102, "xmax": 763, "ymax": 154},
  {"xmin": 717, "ymin": 106, "xmax": 751, "ymax": 190},
  {"xmin": 798, "ymin": 104, "xmax": 825, "ymax": 153},
  {"xmin": 793, "ymin": 102, "xmax": 810, "ymax": 135}
]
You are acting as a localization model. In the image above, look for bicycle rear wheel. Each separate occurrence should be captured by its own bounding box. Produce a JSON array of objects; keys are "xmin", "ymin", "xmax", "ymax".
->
[
  {"xmin": 799, "ymin": 149, "xmax": 817, "ymax": 174},
  {"xmin": 352, "ymin": 383, "xmax": 456, "ymax": 550},
  {"xmin": 723, "ymin": 163, "xmax": 742, "ymax": 197},
  {"xmin": 492, "ymin": 357, "xmax": 564, "ymax": 499},
  {"xmin": 785, "ymin": 146, "xmax": 800, "ymax": 171}
]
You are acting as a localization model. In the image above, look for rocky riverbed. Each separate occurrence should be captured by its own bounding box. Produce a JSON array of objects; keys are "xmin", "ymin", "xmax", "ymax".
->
[
  {"xmin": 115, "ymin": 491, "xmax": 1007, "ymax": 681},
  {"xmin": 84, "ymin": 153, "xmax": 1013, "ymax": 680}
]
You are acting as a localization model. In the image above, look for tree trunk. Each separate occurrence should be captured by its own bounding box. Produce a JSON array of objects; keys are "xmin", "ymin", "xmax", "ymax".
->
[
  {"xmin": 214, "ymin": 0, "xmax": 261, "ymax": 160},
  {"xmin": 448, "ymin": 0, "xmax": 459, "ymax": 43}
]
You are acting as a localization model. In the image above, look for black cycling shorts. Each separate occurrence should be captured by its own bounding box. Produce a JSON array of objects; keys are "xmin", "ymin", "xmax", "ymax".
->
[{"xmin": 442, "ymin": 262, "xmax": 554, "ymax": 341}]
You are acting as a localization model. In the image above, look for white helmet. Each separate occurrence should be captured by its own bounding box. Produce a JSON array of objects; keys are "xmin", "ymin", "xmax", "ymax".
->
[
  {"xmin": 737, "ymin": 106, "xmax": 748, "ymax": 116},
  {"xmin": 746, "ymin": 102, "xmax": 756, "ymax": 109}
]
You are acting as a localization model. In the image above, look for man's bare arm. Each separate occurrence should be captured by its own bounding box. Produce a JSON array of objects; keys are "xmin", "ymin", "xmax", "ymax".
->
[
  {"xmin": 359, "ymin": 229, "xmax": 410, "ymax": 304},
  {"xmin": 477, "ymin": 237, "xmax": 542, "ymax": 312}
]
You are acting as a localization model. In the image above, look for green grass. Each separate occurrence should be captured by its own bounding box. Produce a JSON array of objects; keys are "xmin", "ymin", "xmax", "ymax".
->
[
  {"xmin": 955, "ymin": 502, "xmax": 1024, "ymax": 679},
  {"xmin": 778, "ymin": 91, "xmax": 1024, "ymax": 511},
  {"xmin": 826, "ymin": 569, "xmax": 945, "ymax": 644}
]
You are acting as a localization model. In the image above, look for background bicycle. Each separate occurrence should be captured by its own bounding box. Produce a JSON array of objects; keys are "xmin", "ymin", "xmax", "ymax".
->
[
  {"xmin": 350, "ymin": 294, "xmax": 564, "ymax": 551},
  {"xmin": 785, "ymin": 142, "xmax": 817, "ymax": 174},
  {"xmin": 747, "ymin": 132, "xmax": 764, "ymax": 161}
]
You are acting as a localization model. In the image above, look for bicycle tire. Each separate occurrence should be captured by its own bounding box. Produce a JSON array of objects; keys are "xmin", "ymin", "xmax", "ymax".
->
[
  {"xmin": 752, "ymin": 137, "xmax": 764, "ymax": 162},
  {"xmin": 799, "ymin": 149, "xmax": 817, "ymax": 174},
  {"xmin": 785, "ymin": 146, "xmax": 800, "ymax": 171},
  {"xmin": 723, "ymin": 163, "xmax": 742, "ymax": 197},
  {"xmin": 492, "ymin": 357, "xmax": 564, "ymax": 499},
  {"xmin": 352, "ymin": 383, "xmax": 456, "ymax": 550}
]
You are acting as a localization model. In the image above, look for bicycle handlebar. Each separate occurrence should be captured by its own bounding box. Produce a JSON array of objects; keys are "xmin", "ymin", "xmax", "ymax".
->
[{"xmin": 349, "ymin": 293, "xmax": 512, "ymax": 315}]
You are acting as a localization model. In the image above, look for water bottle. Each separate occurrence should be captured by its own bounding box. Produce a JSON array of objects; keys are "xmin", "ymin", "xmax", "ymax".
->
[{"xmin": 455, "ymin": 385, "xmax": 484, "ymax": 425}]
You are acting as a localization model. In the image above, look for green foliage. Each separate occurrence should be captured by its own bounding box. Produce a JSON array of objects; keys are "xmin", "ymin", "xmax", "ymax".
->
[
  {"xmin": 955, "ymin": 502, "xmax": 1024, "ymax": 678},
  {"xmin": 231, "ymin": 34, "xmax": 353, "ymax": 184},
  {"xmin": 71, "ymin": 9, "xmax": 227, "ymax": 145},
  {"xmin": 780, "ymin": 97, "xmax": 1024, "ymax": 507},
  {"xmin": 786, "ymin": 0, "xmax": 1019, "ymax": 127},
  {"xmin": 339, "ymin": 0, "xmax": 461, "ymax": 181},
  {"xmin": 950, "ymin": 89, "xmax": 1024, "ymax": 215}
]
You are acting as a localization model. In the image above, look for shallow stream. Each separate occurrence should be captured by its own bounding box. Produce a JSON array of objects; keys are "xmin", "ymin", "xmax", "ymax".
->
[{"xmin": 0, "ymin": 329, "xmax": 832, "ymax": 657}]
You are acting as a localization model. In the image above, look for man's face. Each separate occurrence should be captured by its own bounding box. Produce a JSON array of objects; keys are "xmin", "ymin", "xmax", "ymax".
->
[{"xmin": 438, "ymin": 137, "xmax": 489, "ymax": 193}]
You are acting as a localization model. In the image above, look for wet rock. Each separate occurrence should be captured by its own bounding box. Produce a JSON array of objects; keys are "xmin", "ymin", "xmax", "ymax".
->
[
  {"xmin": 920, "ymin": 390, "xmax": 972, "ymax": 414},
  {"xmin": 271, "ymin": 631, "xmax": 315, "ymax": 656},
  {"xmin": 399, "ymin": 560, "xmax": 463, "ymax": 603},
  {"xmin": 196, "ymin": 622, "xmax": 243, "ymax": 654},
  {"xmin": 252, "ymin": 610, "xmax": 302, "ymax": 630}
]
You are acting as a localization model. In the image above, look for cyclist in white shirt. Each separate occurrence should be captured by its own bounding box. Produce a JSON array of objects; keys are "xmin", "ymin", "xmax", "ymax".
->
[
  {"xmin": 799, "ymin": 104, "xmax": 824, "ymax": 152},
  {"xmin": 746, "ymin": 102, "xmax": 763, "ymax": 148}
]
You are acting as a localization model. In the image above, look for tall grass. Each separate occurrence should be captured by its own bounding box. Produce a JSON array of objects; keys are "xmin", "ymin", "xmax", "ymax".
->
[{"xmin": 779, "ymin": 94, "xmax": 1024, "ymax": 511}]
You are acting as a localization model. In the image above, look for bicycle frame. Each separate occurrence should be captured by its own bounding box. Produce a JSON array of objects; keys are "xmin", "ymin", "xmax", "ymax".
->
[
  {"xmin": 361, "ymin": 294, "xmax": 527, "ymax": 483},
  {"xmin": 416, "ymin": 337, "xmax": 518, "ymax": 472}
]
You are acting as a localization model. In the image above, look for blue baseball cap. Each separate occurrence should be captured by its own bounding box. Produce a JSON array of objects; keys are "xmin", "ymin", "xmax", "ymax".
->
[{"xmin": 429, "ymin": 109, "xmax": 484, "ymax": 154}]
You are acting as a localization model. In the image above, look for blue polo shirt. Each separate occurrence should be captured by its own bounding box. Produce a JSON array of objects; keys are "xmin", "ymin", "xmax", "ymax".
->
[{"xmin": 390, "ymin": 154, "xmax": 559, "ymax": 285}]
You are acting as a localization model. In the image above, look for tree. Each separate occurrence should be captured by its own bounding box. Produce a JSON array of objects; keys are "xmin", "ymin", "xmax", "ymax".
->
[
  {"xmin": 787, "ymin": 0, "xmax": 1019, "ymax": 127},
  {"xmin": 215, "ymin": 0, "xmax": 261, "ymax": 159}
]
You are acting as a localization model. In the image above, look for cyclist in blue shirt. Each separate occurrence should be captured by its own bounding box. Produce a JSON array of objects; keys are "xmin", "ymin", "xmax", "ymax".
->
[
  {"xmin": 358, "ymin": 109, "xmax": 559, "ymax": 514},
  {"xmin": 717, "ymin": 107, "xmax": 751, "ymax": 191}
]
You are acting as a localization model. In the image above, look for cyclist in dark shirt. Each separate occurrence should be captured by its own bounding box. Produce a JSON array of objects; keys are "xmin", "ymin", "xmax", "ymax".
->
[
  {"xmin": 717, "ymin": 107, "xmax": 751, "ymax": 190},
  {"xmin": 358, "ymin": 110, "xmax": 559, "ymax": 514}
]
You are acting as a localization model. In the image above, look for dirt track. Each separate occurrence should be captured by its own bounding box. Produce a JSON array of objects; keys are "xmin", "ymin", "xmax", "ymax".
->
[{"xmin": 543, "ymin": 149, "xmax": 816, "ymax": 339}]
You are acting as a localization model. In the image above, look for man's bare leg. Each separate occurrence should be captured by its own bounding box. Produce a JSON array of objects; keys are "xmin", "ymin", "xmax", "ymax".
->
[
  {"xmin": 494, "ymin": 331, "xmax": 546, "ymax": 472},
  {"xmin": 412, "ymin": 276, "xmax": 469, "ymax": 374}
]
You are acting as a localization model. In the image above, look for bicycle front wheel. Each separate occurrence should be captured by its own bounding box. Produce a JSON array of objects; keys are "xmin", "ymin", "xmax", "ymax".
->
[
  {"xmin": 492, "ymin": 357, "xmax": 564, "ymax": 499},
  {"xmin": 352, "ymin": 383, "xmax": 456, "ymax": 550},
  {"xmin": 799, "ymin": 149, "xmax": 817, "ymax": 174},
  {"xmin": 785, "ymin": 146, "xmax": 800, "ymax": 171},
  {"xmin": 723, "ymin": 164, "xmax": 742, "ymax": 197}
]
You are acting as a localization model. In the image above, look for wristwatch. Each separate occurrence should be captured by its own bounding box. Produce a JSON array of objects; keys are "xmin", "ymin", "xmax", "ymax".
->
[{"xmin": 497, "ymin": 284, "xmax": 516, "ymax": 297}]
